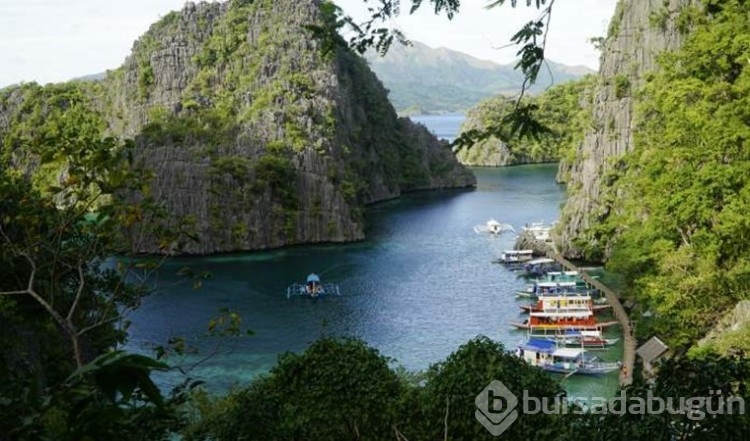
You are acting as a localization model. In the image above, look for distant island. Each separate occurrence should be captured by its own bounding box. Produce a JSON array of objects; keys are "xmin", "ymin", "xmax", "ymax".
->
[{"xmin": 365, "ymin": 40, "xmax": 593, "ymax": 115}]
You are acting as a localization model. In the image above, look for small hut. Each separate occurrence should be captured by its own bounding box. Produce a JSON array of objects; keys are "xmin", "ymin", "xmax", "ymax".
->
[{"xmin": 636, "ymin": 336, "xmax": 671, "ymax": 377}]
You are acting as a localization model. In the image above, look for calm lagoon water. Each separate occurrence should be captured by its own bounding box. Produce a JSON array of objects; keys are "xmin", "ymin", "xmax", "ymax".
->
[
  {"xmin": 127, "ymin": 115, "xmax": 620, "ymax": 399},
  {"xmin": 410, "ymin": 113, "xmax": 466, "ymax": 142}
]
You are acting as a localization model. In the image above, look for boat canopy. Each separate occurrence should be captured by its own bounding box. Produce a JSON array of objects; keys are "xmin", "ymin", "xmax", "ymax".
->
[
  {"xmin": 562, "ymin": 330, "xmax": 601, "ymax": 336},
  {"xmin": 306, "ymin": 273, "xmax": 321, "ymax": 283},
  {"xmin": 552, "ymin": 347, "xmax": 586, "ymax": 358},
  {"xmin": 530, "ymin": 310, "xmax": 593, "ymax": 318},
  {"xmin": 504, "ymin": 249, "xmax": 533, "ymax": 255},
  {"xmin": 519, "ymin": 338, "xmax": 557, "ymax": 354},
  {"xmin": 539, "ymin": 296, "xmax": 591, "ymax": 308},
  {"xmin": 536, "ymin": 281, "xmax": 577, "ymax": 287}
]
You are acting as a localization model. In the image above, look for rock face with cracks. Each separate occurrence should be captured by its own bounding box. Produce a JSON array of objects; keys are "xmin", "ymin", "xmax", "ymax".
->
[{"xmin": 556, "ymin": 0, "xmax": 694, "ymax": 258}]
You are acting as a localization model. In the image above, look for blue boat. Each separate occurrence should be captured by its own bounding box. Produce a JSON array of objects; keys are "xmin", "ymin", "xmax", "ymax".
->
[
  {"xmin": 287, "ymin": 273, "xmax": 340, "ymax": 299},
  {"xmin": 515, "ymin": 257, "xmax": 563, "ymax": 278},
  {"xmin": 516, "ymin": 338, "xmax": 620, "ymax": 376}
]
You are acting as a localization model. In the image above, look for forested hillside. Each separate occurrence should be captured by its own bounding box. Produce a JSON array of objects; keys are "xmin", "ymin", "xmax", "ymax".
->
[{"xmin": 366, "ymin": 40, "xmax": 592, "ymax": 115}]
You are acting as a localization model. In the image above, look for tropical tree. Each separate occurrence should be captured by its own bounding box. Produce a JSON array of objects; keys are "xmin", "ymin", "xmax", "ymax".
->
[
  {"xmin": 184, "ymin": 336, "xmax": 565, "ymax": 440},
  {"xmin": 182, "ymin": 337, "xmax": 404, "ymax": 441},
  {"xmin": 398, "ymin": 336, "xmax": 564, "ymax": 440},
  {"xmin": 0, "ymin": 82, "xmax": 191, "ymax": 439}
]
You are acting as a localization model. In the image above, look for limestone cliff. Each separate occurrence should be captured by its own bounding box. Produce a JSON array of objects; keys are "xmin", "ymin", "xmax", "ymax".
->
[
  {"xmin": 453, "ymin": 103, "xmax": 519, "ymax": 165},
  {"xmin": 556, "ymin": 0, "xmax": 695, "ymax": 258},
  {"xmin": 454, "ymin": 99, "xmax": 554, "ymax": 166},
  {"xmin": 0, "ymin": 0, "xmax": 475, "ymax": 254}
]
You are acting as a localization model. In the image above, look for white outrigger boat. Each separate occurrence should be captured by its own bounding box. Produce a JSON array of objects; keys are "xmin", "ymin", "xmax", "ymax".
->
[
  {"xmin": 544, "ymin": 330, "xmax": 620, "ymax": 349},
  {"xmin": 287, "ymin": 273, "xmax": 340, "ymax": 299},
  {"xmin": 474, "ymin": 219, "xmax": 515, "ymax": 236},
  {"xmin": 493, "ymin": 249, "xmax": 534, "ymax": 264},
  {"xmin": 516, "ymin": 338, "xmax": 621, "ymax": 376},
  {"xmin": 521, "ymin": 220, "xmax": 556, "ymax": 241}
]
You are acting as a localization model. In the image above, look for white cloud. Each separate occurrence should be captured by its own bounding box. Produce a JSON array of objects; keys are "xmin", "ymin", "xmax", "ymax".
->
[
  {"xmin": 336, "ymin": 0, "xmax": 617, "ymax": 68},
  {"xmin": 0, "ymin": 0, "xmax": 188, "ymax": 87},
  {"xmin": 0, "ymin": 0, "xmax": 616, "ymax": 87}
]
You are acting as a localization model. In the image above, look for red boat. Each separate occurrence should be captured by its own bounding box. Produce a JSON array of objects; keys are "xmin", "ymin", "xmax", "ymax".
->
[{"xmin": 510, "ymin": 315, "xmax": 619, "ymax": 331}]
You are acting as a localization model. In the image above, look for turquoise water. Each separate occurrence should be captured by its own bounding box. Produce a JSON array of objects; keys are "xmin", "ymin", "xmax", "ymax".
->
[{"xmin": 126, "ymin": 115, "xmax": 620, "ymax": 399}]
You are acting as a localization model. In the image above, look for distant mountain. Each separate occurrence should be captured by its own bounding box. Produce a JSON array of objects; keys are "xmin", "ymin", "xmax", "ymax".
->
[
  {"xmin": 71, "ymin": 72, "xmax": 106, "ymax": 82},
  {"xmin": 365, "ymin": 41, "xmax": 594, "ymax": 115}
]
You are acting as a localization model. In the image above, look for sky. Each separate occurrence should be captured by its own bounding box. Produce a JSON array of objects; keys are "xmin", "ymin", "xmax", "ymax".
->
[{"xmin": 0, "ymin": 0, "xmax": 617, "ymax": 88}]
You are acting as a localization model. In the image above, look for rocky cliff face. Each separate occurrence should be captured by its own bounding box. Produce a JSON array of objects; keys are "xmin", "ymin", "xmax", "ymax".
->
[
  {"xmin": 556, "ymin": 0, "xmax": 695, "ymax": 258},
  {"xmin": 0, "ymin": 0, "xmax": 475, "ymax": 254},
  {"xmin": 696, "ymin": 300, "xmax": 750, "ymax": 355}
]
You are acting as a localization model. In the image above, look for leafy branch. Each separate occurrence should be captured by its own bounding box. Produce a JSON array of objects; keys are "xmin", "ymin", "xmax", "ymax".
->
[{"xmin": 309, "ymin": 0, "xmax": 557, "ymax": 146}]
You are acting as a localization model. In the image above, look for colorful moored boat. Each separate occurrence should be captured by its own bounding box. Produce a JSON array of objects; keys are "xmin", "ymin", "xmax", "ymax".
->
[
  {"xmin": 519, "ymin": 295, "xmax": 610, "ymax": 313},
  {"xmin": 516, "ymin": 338, "xmax": 621, "ymax": 376}
]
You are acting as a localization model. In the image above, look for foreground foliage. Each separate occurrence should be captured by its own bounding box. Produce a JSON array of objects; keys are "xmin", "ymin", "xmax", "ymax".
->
[
  {"xmin": 567, "ymin": 352, "xmax": 750, "ymax": 440},
  {"xmin": 183, "ymin": 336, "xmax": 563, "ymax": 441},
  {"xmin": 0, "ymin": 74, "xmax": 190, "ymax": 439},
  {"xmin": 182, "ymin": 336, "xmax": 750, "ymax": 441}
]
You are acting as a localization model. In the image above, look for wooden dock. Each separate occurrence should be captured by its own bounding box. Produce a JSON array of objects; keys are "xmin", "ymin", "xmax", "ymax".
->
[{"xmin": 549, "ymin": 253, "xmax": 635, "ymax": 386}]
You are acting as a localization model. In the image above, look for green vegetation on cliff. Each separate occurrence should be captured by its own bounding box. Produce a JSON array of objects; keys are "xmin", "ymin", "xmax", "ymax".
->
[
  {"xmin": 583, "ymin": 0, "xmax": 750, "ymax": 349},
  {"xmin": 454, "ymin": 75, "xmax": 596, "ymax": 166}
]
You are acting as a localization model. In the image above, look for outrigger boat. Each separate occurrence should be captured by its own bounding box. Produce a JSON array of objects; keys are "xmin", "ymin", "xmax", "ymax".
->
[
  {"xmin": 544, "ymin": 330, "xmax": 620, "ymax": 349},
  {"xmin": 515, "ymin": 258, "xmax": 562, "ymax": 278},
  {"xmin": 473, "ymin": 219, "xmax": 515, "ymax": 236},
  {"xmin": 519, "ymin": 295, "xmax": 610, "ymax": 313},
  {"xmin": 521, "ymin": 220, "xmax": 555, "ymax": 242},
  {"xmin": 516, "ymin": 281, "xmax": 579, "ymax": 297},
  {"xmin": 516, "ymin": 338, "xmax": 621, "ymax": 376},
  {"xmin": 287, "ymin": 273, "xmax": 340, "ymax": 299},
  {"xmin": 516, "ymin": 271, "xmax": 590, "ymax": 297},
  {"xmin": 493, "ymin": 249, "xmax": 534, "ymax": 265}
]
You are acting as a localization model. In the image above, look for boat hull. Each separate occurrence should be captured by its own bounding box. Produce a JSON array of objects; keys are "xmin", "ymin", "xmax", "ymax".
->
[
  {"xmin": 541, "ymin": 363, "xmax": 620, "ymax": 376},
  {"xmin": 286, "ymin": 283, "xmax": 340, "ymax": 299},
  {"xmin": 510, "ymin": 320, "xmax": 619, "ymax": 330},
  {"xmin": 547, "ymin": 337, "xmax": 620, "ymax": 349}
]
